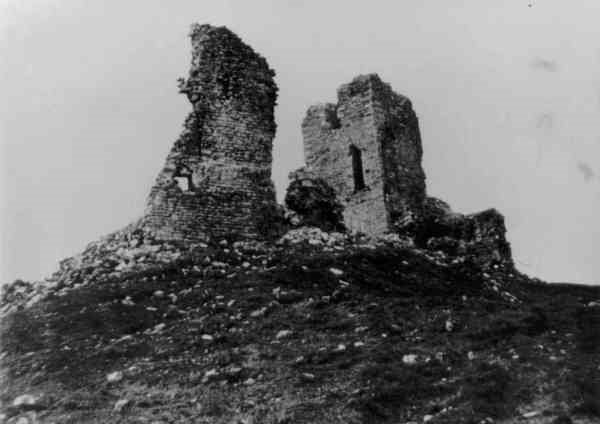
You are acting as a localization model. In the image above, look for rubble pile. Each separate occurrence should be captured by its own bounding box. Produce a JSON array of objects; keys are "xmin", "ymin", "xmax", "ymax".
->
[
  {"xmin": 277, "ymin": 227, "xmax": 349, "ymax": 250},
  {"xmin": 0, "ymin": 223, "xmax": 199, "ymax": 314},
  {"xmin": 0, "ymin": 221, "xmax": 293, "ymax": 315},
  {"xmin": 2, "ymin": 212, "xmax": 513, "ymax": 316}
]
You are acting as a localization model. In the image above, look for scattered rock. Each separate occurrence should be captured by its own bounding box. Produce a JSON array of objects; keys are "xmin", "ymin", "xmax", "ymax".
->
[
  {"xmin": 0, "ymin": 225, "xmax": 209, "ymax": 313},
  {"xmin": 250, "ymin": 307, "xmax": 267, "ymax": 318},
  {"xmin": 522, "ymin": 410, "xmax": 541, "ymax": 419},
  {"xmin": 106, "ymin": 371, "xmax": 123, "ymax": 383},
  {"xmin": 151, "ymin": 323, "xmax": 166, "ymax": 334},
  {"xmin": 335, "ymin": 344, "xmax": 346, "ymax": 352},
  {"xmin": 113, "ymin": 398, "xmax": 129, "ymax": 413},
  {"xmin": 300, "ymin": 373, "xmax": 316, "ymax": 382},
  {"xmin": 276, "ymin": 330, "xmax": 292, "ymax": 339},
  {"xmin": 121, "ymin": 296, "xmax": 135, "ymax": 306},
  {"xmin": 278, "ymin": 227, "xmax": 348, "ymax": 248},
  {"xmin": 12, "ymin": 394, "xmax": 37, "ymax": 409},
  {"xmin": 202, "ymin": 369, "xmax": 219, "ymax": 384},
  {"xmin": 329, "ymin": 268, "xmax": 344, "ymax": 276},
  {"xmin": 402, "ymin": 354, "xmax": 418, "ymax": 365}
]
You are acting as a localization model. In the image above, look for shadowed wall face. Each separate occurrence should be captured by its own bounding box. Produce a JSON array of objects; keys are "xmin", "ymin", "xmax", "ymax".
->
[
  {"xmin": 301, "ymin": 74, "xmax": 426, "ymax": 235},
  {"xmin": 144, "ymin": 24, "xmax": 278, "ymax": 241}
]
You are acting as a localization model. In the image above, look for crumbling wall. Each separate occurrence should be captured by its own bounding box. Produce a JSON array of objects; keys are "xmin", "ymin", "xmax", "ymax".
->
[
  {"xmin": 414, "ymin": 197, "xmax": 513, "ymax": 269},
  {"xmin": 301, "ymin": 74, "xmax": 426, "ymax": 236},
  {"xmin": 144, "ymin": 24, "xmax": 278, "ymax": 242}
]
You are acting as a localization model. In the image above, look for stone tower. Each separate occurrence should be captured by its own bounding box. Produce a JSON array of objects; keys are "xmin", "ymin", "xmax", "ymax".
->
[
  {"xmin": 301, "ymin": 74, "xmax": 426, "ymax": 235},
  {"xmin": 144, "ymin": 24, "xmax": 278, "ymax": 241}
]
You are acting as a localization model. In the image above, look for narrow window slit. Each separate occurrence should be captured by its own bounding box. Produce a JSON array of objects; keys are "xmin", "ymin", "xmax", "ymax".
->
[{"xmin": 350, "ymin": 145, "xmax": 366, "ymax": 192}]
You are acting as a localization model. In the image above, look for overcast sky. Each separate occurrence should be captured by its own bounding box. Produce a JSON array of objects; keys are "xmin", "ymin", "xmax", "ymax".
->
[{"xmin": 1, "ymin": 0, "xmax": 599, "ymax": 285}]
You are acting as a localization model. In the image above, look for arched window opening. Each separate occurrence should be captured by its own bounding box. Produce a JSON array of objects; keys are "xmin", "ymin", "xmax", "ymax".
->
[{"xmin": 350, "ymin": 145, "xmax": 366, "ymax": 192}]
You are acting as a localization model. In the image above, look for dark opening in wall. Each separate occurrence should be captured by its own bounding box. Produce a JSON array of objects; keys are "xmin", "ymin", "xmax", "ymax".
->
[
  {"xmin": 174, "ymin": 176, "xmax": 191, "ymax": 191},
  {"xmin": 350, "ymin": 145, "xmax": 366, "ymax": 192},
  {"xmin": 173, "ymin": 165, "xmax": 193, "ymax": 192},
  {"xmin": 324, "ymin": 106, "xmax": 341, "ymax": 129}
]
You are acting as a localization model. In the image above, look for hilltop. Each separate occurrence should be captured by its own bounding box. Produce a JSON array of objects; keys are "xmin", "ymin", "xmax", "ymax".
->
[
  {"xmin": 1, "ymin": 227, "xmax": 600, "ymax": 423},
  {"xmin": 1, "ymin": 23, "xmax": 599, "ymax": 424}
]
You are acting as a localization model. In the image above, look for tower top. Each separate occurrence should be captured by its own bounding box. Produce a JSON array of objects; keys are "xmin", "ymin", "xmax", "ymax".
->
[{"xmin": 301, "ymin": 75, "xmax": 426, "ymax": 235}]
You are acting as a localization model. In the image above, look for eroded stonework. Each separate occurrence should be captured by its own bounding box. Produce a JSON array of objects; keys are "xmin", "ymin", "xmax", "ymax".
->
[
  {"xmin": 301, "ymin": 74, "xmax": 426, "ymax": 236},
  {"xmin": 144, "ymin": 24, "xmax": 278, "ymax": 241}
]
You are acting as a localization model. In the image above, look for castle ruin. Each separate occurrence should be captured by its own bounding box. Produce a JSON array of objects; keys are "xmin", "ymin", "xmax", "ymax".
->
[
  {"xmin": 139, "ymin": 23, "xmax": 510, "ymax": 269},
  {"xmin": 142, "ymin": 24, "xmax": 428, "ymax": 241},
  {"xmin": 301, "ymin": 74, "xmax": 426, "ymax": 235},
  {"xmin": 144, "ymin": 24, "xmax": 278, "ymax": 241},
  {"xmin": 296, "ymin": 74, "xmax": 510, "ymax": 267}
]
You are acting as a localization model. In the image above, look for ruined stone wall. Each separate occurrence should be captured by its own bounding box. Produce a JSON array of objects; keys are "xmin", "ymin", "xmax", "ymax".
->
[
  {"xmin": 144, "ymin": 24, "xmax": 278, "ymax": 242},
  {"xmin": 416, "ymin": 198, "xmax": 513, "ymax": 269},
  {"xmin": 301, "ymin": 74, "xmax": 426, "ymax": 235},
  {"xmin": 372, "ymin": 78, "xmax": 427, "ymax": 222}
]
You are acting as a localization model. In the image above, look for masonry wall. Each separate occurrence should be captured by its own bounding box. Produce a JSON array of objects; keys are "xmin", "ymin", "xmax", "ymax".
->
[
  {"xmin": 301, "ymin": 74, "xmax": 426, "ymax": 235},
  {"xmin": 144, "ymin": 24, "xmax": 278, "ymax": 242}
]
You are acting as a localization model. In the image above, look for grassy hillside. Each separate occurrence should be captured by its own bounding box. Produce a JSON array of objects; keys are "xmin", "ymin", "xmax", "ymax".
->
[{"xmin": 1, "ymin": 232, "xmax": 599, "ymax": 423}]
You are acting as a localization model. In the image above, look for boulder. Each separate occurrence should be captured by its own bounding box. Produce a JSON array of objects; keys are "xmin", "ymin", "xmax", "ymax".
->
[{"xmin": 285, "ymin": 167, "xmax": 345, "ymax": 232}]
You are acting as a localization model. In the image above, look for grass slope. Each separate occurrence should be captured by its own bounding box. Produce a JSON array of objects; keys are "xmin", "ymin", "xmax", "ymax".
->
[{"xmin": 1, "ymin": 242, "xmax": 600, "ymax": 423}]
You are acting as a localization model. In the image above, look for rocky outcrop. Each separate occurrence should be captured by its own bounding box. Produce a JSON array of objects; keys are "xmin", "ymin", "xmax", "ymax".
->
[{"xmin": 284, "ymin": 168, "xmax": 345, "ymax": 232}]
